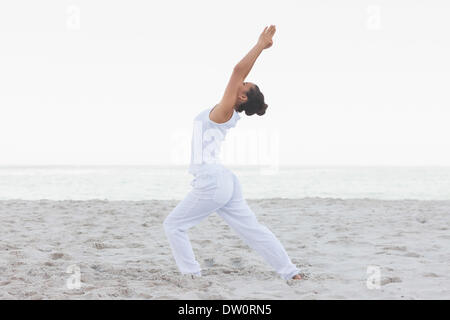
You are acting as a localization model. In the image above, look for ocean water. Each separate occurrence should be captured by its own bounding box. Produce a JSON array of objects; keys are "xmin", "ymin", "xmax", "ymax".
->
[{"xmin": 0, "ymin": 166, "xmax": 449, "ymax": 201}]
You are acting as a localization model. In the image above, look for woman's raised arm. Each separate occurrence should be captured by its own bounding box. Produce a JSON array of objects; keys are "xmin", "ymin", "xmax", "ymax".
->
[
  {"xmin": 234, "ymin": 25, "xmax": 276, "ymax": 79},
  {"xmin": 212, "ymin": 25, "xmax": 276, "ymax": 123}
]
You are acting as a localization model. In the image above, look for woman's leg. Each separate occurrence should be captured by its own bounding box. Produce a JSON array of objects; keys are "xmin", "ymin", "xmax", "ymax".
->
[
  {"xmin": 163, "ymin": 169, "xmax": 234, "ymax": 275},
  {"xmin": 163, "ymin": 190, "xmax": 222, "ymax": 275},
  {"xmin": 217, "ymin": 172, "xmax": 300, "ymax": 280}
]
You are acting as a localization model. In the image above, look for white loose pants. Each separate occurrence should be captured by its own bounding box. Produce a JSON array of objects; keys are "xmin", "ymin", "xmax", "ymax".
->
[{"xmin": 163, "ymin": 167, "xmax": 300, "ymax": 280}]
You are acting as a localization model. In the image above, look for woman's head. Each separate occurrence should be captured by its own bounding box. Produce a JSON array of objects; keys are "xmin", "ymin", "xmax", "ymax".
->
[{"xmin": 235, "ymin": 82, "xmax": 268, "ymax": 116}]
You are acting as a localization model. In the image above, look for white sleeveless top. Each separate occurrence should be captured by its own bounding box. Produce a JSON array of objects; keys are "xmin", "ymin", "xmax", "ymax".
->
[{"xmin": 188, "ymin": 106, "xmax": 241, "ymax": 176}]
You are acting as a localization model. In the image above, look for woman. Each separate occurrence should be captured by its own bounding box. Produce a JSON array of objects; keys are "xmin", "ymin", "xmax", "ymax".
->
[{"xmin": 163, "ymin": 25, "xmax": 302, "ymax": 281}]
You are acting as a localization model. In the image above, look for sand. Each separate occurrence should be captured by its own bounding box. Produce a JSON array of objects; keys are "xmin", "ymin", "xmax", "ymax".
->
[{"xmin": 0, "ymin": 198, "xmax": 449, "ymax": 299}]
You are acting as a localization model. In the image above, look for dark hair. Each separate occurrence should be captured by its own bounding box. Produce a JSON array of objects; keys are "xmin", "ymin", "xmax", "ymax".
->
[{"xmin": 236, "ymin": 85, "xmax": 268, "ymax": 116}]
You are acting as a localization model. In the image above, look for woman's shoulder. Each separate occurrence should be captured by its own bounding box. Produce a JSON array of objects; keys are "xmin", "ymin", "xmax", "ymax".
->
[
  {"xmin": 209, "ymin": 104, "xmax": 236, "ymax": 124},
  {"xmin": 208, "ymin": 104, "xmax": 241, "ymax": 128},
  {"xmin": 193, "ymin": 105, "xmax": 240, "ymax": 129}
]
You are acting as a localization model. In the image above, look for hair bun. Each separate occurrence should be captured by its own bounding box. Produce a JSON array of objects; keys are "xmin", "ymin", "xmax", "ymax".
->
[{"xmin": 257, "ymin": 103, "xmax": 268, "ymax": 116}]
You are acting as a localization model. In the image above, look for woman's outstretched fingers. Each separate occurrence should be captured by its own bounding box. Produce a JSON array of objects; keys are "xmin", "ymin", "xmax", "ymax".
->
[{"xmin": 271, "ymin": 25, "xmax": 276, "ymax": 35}]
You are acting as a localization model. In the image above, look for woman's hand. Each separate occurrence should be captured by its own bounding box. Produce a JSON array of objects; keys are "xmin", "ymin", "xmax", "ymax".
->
[{"xmin": 257, "ymin": 25, "xmax": 276, "ymax": 49}]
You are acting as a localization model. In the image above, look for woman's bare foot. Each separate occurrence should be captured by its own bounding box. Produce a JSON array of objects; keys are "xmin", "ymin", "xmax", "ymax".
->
[{"xmin": 292, "ymin": 274, "xmax": 302, "ymax": 280}]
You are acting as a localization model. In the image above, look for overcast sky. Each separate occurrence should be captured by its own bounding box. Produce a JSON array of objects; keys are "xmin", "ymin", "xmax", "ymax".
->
[{"xmin": 1, "ymin": 0, "xmax": 449, "ymax": 166}]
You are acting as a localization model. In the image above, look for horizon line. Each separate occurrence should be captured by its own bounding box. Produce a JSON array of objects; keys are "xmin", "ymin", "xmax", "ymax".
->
[{"xmin": 1, "ymin": 164, "xmax": 450, "ymax": 168}]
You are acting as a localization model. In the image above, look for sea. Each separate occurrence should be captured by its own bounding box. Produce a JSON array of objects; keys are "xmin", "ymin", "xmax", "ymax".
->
[{"xmin": 0, "ymin": 165, "xmax": 449, "ymax": 201}]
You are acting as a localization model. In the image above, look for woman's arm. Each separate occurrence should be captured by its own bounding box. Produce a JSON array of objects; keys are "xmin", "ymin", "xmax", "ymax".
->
[
  {"xmin": 234, "ymin": 25, "xmax": 276, "ymax": 79},
  {"xmin": 212, "ymin": 25, "xmax": 276, "ymax": 123},
  {"xmin": 233, "ymin": 42, "xmax": 265, "ymax": 80}
]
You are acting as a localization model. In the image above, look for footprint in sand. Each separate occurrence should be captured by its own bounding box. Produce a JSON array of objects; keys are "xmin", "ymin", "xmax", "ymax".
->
[
  {"xmin": 50, "ymin": 253, "xmax": 65, "ymax": 260},
  {"xmin": 381, "ymin": 276, "xmax": 402, "ymax": 286},
  {"xmin": 199, "ymin": 239, "xmax": 212, "ymax": 246},
  {"xmin": 223, "ymin": 269, "xmax": 239, "ymax": 275},
  {"xmin": 382, "ymin": 245, "xmax": 407, "ymax": 252},
  {"xmin": 403, "ymin": 252, "xmax": 421, "ymax": 258},
  {"xmin": 93, "ymin": 242, "xmax": 107, "ymax": 250},
  {"xmin": 414, "ymin": 214, "xmax": 428, "ymax": 224},
  {"xmin": 204, "ymin": 258, "xmax": 215, "ymax": 268},
  {"xmin": 128, "ymin": 243, "xmax": 145, "ymax": 249},
  {"xmin": 230, "ymin": 257, "xmax": 243, "ymax": 268},
  {"xmin": 423, "ymin": 272, "xmax": 440, "ymax": 278},
  {"xmin": 299, "ymin": 272, "xmax": 310, "ymax": 280}
]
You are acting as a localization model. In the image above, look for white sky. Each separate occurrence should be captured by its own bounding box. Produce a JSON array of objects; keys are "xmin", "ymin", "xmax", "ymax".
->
[{"xmin": 1, "ymin": 0, "xmax": 449, "ymax": 166}]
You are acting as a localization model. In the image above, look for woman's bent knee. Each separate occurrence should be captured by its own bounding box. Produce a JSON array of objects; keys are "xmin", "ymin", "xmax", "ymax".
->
[
  {"xmin": 163, "ymin": 217, "xmax": 177, "ymax": 234},
  {"xmin": 163, "ymin": 216, "xmax": 189, "ymax": 235}
]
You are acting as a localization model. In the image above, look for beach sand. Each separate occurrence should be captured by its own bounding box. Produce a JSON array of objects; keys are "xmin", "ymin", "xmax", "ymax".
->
[{"xmin": 0, "ymin": 198, "xmax": 449, "ymax": 299}]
